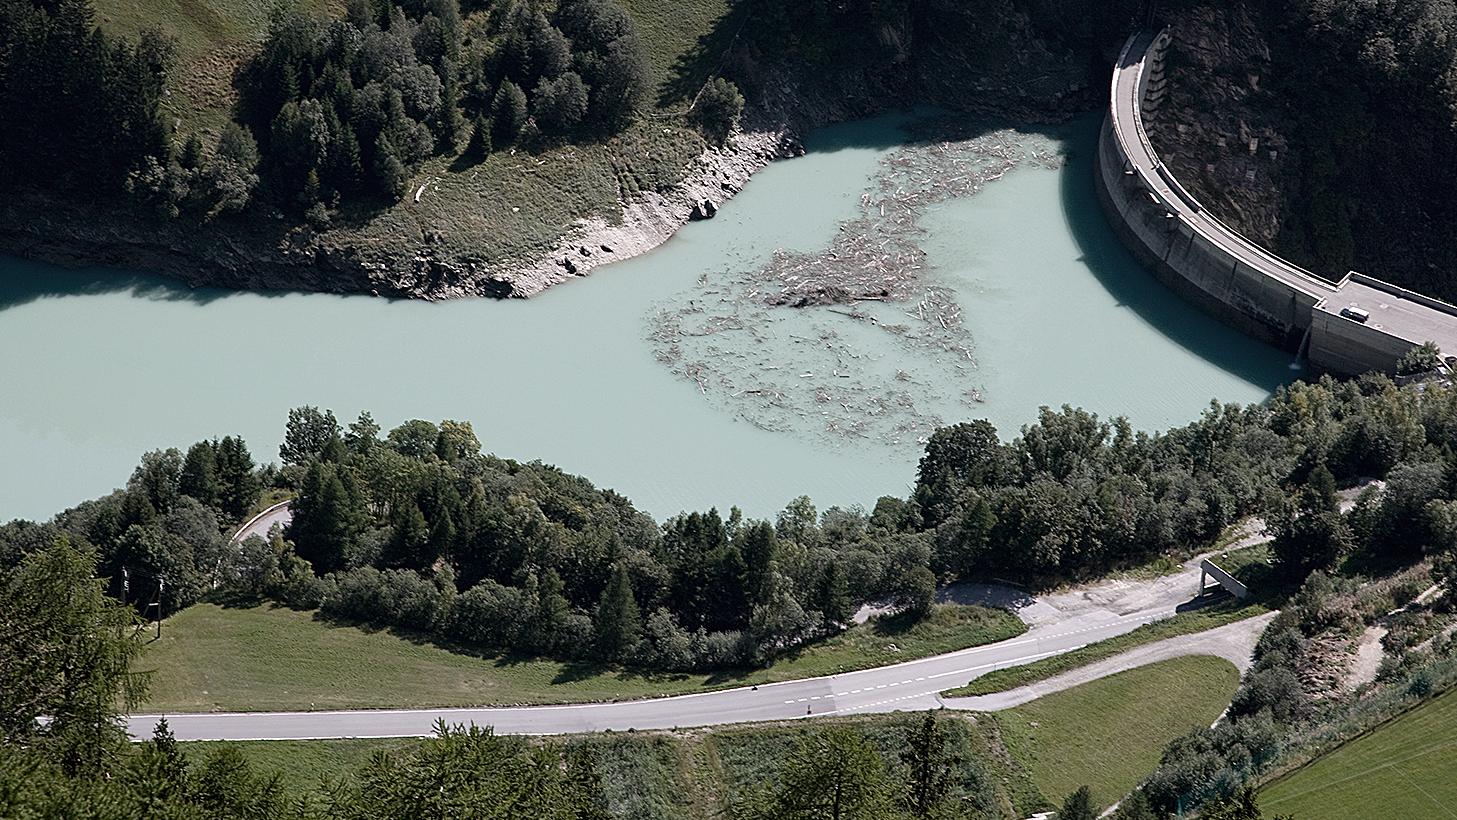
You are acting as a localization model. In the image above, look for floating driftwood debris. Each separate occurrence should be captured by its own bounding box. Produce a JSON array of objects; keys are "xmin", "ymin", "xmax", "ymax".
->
[{"xmin": 647, "ymin": 121, "xmax": 1064, "ymax": 445}]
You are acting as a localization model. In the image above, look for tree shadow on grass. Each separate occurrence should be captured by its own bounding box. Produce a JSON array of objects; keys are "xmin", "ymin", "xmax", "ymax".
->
[
  {"xmin": 548, "ymin": 658, "xmax": 700, "ymax": 687},
  {"xmin": 866, "ymin": 608, "xmax": 927, "ymax": 638},
  {"xmin": 1338, "ymin": 542, "xmax": 1423, "ymax": 581},
  {"xmin": 656, "ymin": 1, "xmax": 753, "ymax": 109},
  {"xmin": 206, "ymin": 589, "xmax": 271, "ymax": 610},
  {"xmin": 305, "ymin": 609, "xmax": 704, "ymax": 687}
]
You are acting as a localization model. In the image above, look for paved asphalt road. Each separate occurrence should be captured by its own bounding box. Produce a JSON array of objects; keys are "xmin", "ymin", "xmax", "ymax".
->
[
  {"xmin": 941, "ymin": 611, "xmax": 1276, "ymax": 712},
  {"xmin": 130, "ymin": 552, "xmax": 1256, "ymax": 741},
  {"xmin": 1111, "ymin": 28, "xmax": 1330, "ymax": 299},
  {"xmin": 230, "ymin": 500, "xmax": 293, "ymax": 544}
]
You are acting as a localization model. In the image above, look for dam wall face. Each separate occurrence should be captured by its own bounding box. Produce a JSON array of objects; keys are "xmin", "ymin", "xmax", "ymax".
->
[
  {"xmin": 1309, "ymin": 310, "xmax": 1415, "ymax": 376},
  {"xmin": 1094, "ymin": 119, "xmax": 1314, "ymax": 350},
  {"xmin": 1094, "ymin": 28, "xmax": 1457, "ymax": 376}
]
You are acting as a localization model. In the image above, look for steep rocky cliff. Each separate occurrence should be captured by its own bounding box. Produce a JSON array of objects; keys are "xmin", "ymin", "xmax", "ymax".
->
[
  {"xmin": 1147, "ymin": 2, "xmax": 1457, "ymax": 299},
  {"xmin": 1144, "ymin": 5, "xmax": 1294, "ymax": 255}
]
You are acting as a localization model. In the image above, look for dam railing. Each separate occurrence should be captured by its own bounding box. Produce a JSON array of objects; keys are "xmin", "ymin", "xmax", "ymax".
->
[{"xmin": 1109, "ymin": 27, "xmax": 1336, "ymax": 302}]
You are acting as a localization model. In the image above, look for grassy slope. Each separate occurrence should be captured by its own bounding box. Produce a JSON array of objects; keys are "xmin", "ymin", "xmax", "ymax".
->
[
  {"xmin": 619, "ymin": 0, "xmax": 736, "ymax": 99},
  {"xmin": 183, "ymin": 713, "xmax": 1041, "ymax": 819},
  {"xmin": 944, "ymin": 544, "xmax": 1276, "ymax": 697},
  {"xmin": 140, "ymin": 601, "xmax": 1025, "ymax": 712},
  {"xmin": 92, "ymin": 0, "xmax": 737, "ymax": 269},
  {"xmin": 92, "ymin": 0, "xmax": 342, "ymax": 136},
  {"xmin": 183, "ymin": 658, "xmax": 1236, "ymax": 817},
  {"xmin": 993, "ymin": 655, "xmax": 1242, "ymax": 811},
  {"xmin": 1260, "ymin": 686, "xmax": 1457, "ymax": 819},
  {"xmin": 346, "ymin": 0, "xmax": 735, "ymax": 266}
]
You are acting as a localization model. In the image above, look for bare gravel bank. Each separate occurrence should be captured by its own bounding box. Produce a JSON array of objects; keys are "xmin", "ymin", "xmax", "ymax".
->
[{"xmin": 487, "ymin": 123, "xmax": 798, "ymax": 298}]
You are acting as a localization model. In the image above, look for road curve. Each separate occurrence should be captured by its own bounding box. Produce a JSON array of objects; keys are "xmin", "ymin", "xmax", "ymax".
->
[
  {"xmin": 231, "ymin": 500, "xmax": 293, "ymax": 544},
  {"xmin": 128, "ymin": 555, "xmax": 1263, "ymax": 741},
  {"xmin": 1110, "ymin": 28, "xmax": 1333, "ymax": 300},
  {"xmin": 940, "ymin": 611, "xmax": 1275, "ymax": 711}
]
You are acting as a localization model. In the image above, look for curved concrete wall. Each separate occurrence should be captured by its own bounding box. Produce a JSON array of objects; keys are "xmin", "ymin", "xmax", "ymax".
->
[
  {"xmin": 1095, "ymin": 28, "xmax": 1457, "ymax": 375},
  {"xmin": 1095, "ymin": 29, "xmax": 1329, "ymax": 351}
]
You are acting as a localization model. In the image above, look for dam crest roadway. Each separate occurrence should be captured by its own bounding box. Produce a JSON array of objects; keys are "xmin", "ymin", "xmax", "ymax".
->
[{"xmin": 1097, "ymin": 26, "xmax": 1457, "ymax": 377}]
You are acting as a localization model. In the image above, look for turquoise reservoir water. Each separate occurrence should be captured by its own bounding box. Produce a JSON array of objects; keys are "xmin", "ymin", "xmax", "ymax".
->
[{"xmin": 0, "ymin": 115, "xmax": 1294, "ymax": 522}]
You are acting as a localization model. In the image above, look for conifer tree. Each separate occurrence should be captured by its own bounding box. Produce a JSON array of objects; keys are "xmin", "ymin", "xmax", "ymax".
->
[
  {"xmin": 813, "ymin": 562, "xmax": 853, "ymax": 626},
  {"xmin": 179, "ymin": 133, "xmax": 206, "ymax": 171},
  {"xmin": 386, "ymin": 501, "xmax": 431, "ymax": 570},
  {"xmin": 467, "ymin": 113, "xmax": 494, "ymax": 158},
  {"xmin": 178, "ymin": 440, "xmax": 220, "ymax": 507},
  {"xmin": 491, "ymin": 81, "xmax": 528, "ymax": 146},
  {"xmin": 373, "ymin": 135, "xmax": 409, "ymax": 201},
  {"xmin": 901, "ymin": 712, "xmax": 955, "ymax": 818},
  {"xmin": 594, "ymin": 562, "xmax": 641, "ymax": 660},
  {"xmin": 740, "ymin": 520, "xmax": 777, "ymax": 607},
  {"xmin": 290, "ymin": 462, "xmax": 364, "ymax": 573},
  {"xmin": 1060, "ymin": 786, "xmax": 1097, "ymax": 820},
  {"xmin": 215, "ymin": 436, "xmax": 260, "ymax": 523}
]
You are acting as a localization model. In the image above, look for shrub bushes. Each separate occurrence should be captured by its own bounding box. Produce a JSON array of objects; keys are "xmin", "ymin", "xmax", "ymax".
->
[{"xmin": 692, "ymin": 78, "xmax": 744, "ymax": 144}]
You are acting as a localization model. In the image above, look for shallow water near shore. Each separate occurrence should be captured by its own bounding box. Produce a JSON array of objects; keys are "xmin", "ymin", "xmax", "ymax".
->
[{"xmin": 0, "ymin": 113, "xmax": 1294, "ymax": 522}]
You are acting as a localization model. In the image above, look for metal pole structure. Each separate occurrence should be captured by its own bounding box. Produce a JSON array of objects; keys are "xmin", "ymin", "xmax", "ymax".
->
[{"xmin": 155, "ymin": 577, "xmax": 165, "ymax": 640}]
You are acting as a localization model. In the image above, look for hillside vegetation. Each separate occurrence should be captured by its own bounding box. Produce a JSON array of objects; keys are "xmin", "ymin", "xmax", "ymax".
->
[
  {"xmin": 167, "ymin": 658, "xmax": 1245, "ymax": 818},
  {"xmin": 11, "ymin": 372, "xmax": 1457, "ymax": 698},
  {"xmin": 1155, "ymin": 0, "xmax": 1457, "ymax": 301},
  {"xmin": 91, "ymin": 0, "xmax": 344, "ymax": 135},
  {"xmin": 2, "ymin": 0, "xmax": 1139, "ymax": 298},
  {"xmin": 1260, "ymin": 686, "xmax": 1457, "ymax": 818},
  {"xmin": 9, "ymin": 0, "xmax": 1457, "ymax": 302},
  {"xmin": 3, "ymin": 0, "xmax": 735, "ymax": 292},
  {"xmin": 140, "ymin": 600, "xmax": 1023, "ymax": 711}
]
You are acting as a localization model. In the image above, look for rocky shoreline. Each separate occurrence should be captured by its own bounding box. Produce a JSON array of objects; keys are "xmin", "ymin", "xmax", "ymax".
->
[
  {"xmin": 0, "ymin": 21, "xmax": 1100, "ymax": 302},
  {"xmin": 0, "ymin": 124, "xmax": 795, "ymax": 301},
  {"xmin": 0, "ymin": 101, "xmax": 825, "ymax": 302},
  {"xmin": 486, "ymin": 121, "xmax": 802, "ymax": 298}
]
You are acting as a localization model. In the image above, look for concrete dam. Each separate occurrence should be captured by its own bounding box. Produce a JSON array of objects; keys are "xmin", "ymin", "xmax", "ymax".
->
[{"xmin": 1096, "ymin": 28, "xmax": 1457, "ymax": 376}]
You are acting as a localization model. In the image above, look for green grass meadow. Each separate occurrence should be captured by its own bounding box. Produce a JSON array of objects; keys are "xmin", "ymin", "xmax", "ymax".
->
[
  {"xmin": 140, "ymin": 601, "xmax": 1025, "ymax": 712},
  {"xmin": 177, "ymin": 654, "xmax": 1239, "ymax": 816},
  {"xmin": 1260, "ymin": 686, "xmax": 1457, "ymax": 819},
  {"xmin": 994, "ymin": 655, "xmax": 1241, "ymax": 811},
  {"xmin": 91, "ymin": 0, "xmax": 738, "ymax": 269}
]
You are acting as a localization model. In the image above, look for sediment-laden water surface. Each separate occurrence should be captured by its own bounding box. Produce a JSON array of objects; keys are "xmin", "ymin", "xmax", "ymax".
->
[{"xmin": 0, "ymin": 112, "xmax": 1294, "ymax": 522}]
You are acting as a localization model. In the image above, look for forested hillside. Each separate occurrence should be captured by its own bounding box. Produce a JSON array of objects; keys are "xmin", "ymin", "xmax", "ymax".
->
[
  {"xmin": 0, "ymin": 0, "xmax": 1144, "ymax": 297},
  {"xmin": 7, "ymin": 370, "xmax": 1457, "ymax": 682},
  {"xmin": 5, "ymin": 0, "xmax": 1457, "ymax": 300},
  {"xmin": 13, "ymin": 373, "xmax": 1457, "ymax": 816}
]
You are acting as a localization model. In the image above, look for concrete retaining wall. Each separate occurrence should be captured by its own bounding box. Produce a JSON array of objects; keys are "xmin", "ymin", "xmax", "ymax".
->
[{"xmin": 1309, "ymin": 311, "xmax": 1414, "ymax": 376}]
